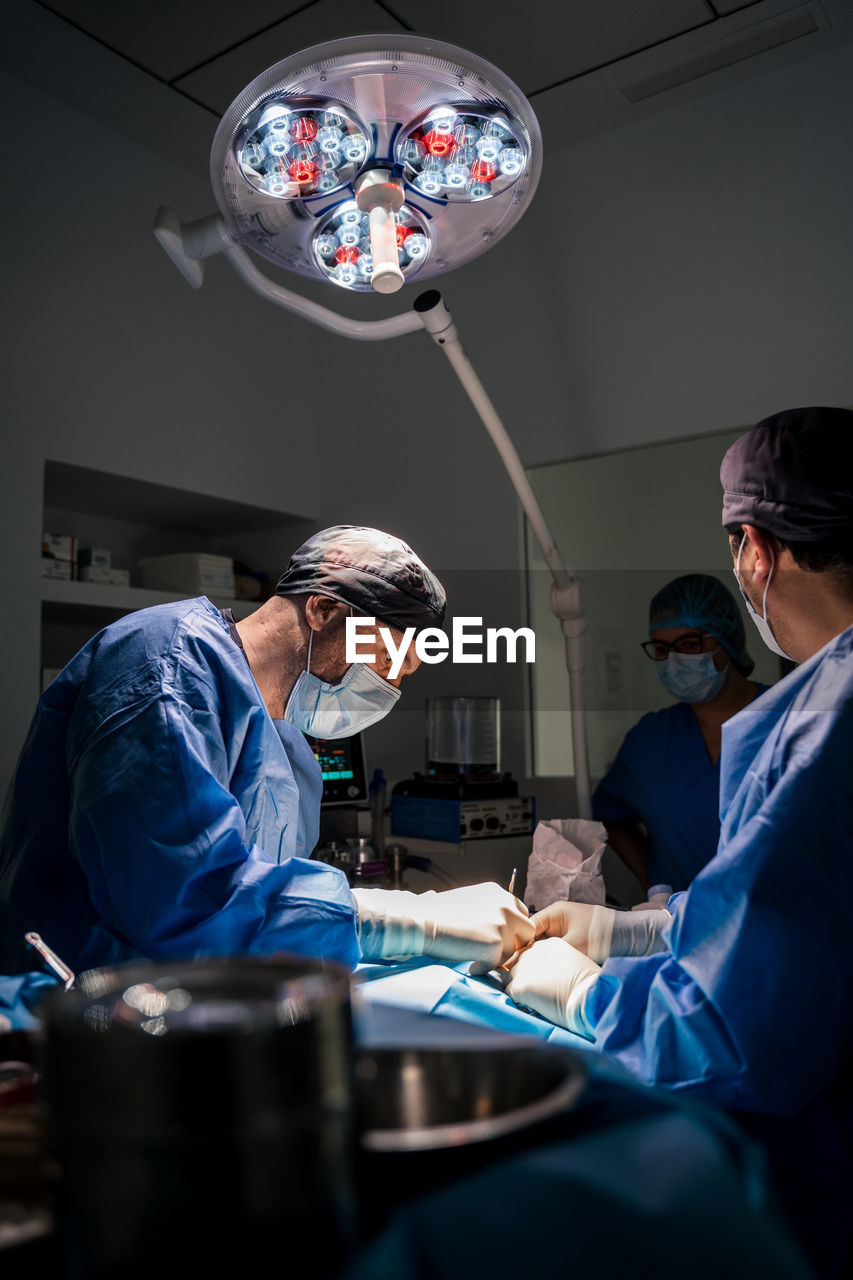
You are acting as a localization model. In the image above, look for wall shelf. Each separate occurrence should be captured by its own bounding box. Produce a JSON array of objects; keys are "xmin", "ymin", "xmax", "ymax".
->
[
  {"xmin": 44, "ymin": 460, "xmax": 309, "ymax": 536},
  {"xmin": 41, "ymin": 579, "xmax": 260, "ymax": 629},
  {"xmin": 40, "ymin": 459, "xmax": 315, "ymax": 677}
]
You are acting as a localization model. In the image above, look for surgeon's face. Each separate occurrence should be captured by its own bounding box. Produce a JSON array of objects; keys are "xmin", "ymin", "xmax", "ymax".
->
[
  {"xmin": 348, "ymin": 620, "xmax": 422, "ymax": 688},
  {"xmin": 307, "ymin": 599, "xmax": 421, "ymax": 688}
]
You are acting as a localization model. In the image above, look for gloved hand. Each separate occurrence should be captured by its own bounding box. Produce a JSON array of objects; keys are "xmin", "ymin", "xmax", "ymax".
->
[
  {"xmin": 525, "ymin": 901, "xmax": 601, "ymax": 959},
  {"xmin": 633, "ymin": 891, "xmax": 671, "ymax": 911},
  {"xmin": 528, "ymin": 901, "xmax": 671, "ymax": 963},
  {"xmin": 504, "ymin": 937, "xmax": 601, "ymax": 1038},
  {"xmin": 352, "ymin": 883, "xmax": 535, "ymax": 965}
]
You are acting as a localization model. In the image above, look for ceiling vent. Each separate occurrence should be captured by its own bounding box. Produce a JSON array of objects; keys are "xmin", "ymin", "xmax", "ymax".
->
[{"xmin": 618, "ymin": 6, "xmax": 824, "ymax": 103}]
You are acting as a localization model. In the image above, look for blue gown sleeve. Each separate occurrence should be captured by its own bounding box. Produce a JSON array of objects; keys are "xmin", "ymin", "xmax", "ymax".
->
[
  {"xmin": 0, "ymin": 971, "xmax": 61, "ymax": 1029},
  {"xmin": 587, "ymin": 703, "xmax": 853, "ymax": 1116},
  {"xmin": 67, "ymin": 673, "xmax": 359, "ymax": 971}
]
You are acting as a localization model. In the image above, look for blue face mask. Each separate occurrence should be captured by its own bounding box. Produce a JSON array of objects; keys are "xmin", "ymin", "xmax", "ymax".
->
[
  {"xmin": 284, "ymin": 628, "xmax": 401, "ymax": 739},
  {"xmin": 656, "ymin": 648, "xmax": 727, "ymax": 704},
  {"xmin": 733, "ymin": 538, "xmax": 791, "ymax": 661}
]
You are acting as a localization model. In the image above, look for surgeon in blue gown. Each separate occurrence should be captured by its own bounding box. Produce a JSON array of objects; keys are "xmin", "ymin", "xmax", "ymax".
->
[
  {"xmin": 503, "ymin": 407, "xmax": 853, "ymax": 1279},
  {"xmin": 0, "ymin": 525, "xmax": 534, "ymax": 978},
  {"xmin": 593, "ymin": 573, "xmax": 767, "ymax": 893}
]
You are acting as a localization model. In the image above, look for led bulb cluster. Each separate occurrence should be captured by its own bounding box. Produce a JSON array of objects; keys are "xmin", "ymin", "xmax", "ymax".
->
[
  {"xmin": 313, "ymin": 203, "xmax": 430, "ymax": 290},
  {"xmin": 395, "ymin": 106, "xmax": 526, "ymax": 201},
  {"xmin": 238, "ymin": 102, "xmax": 371, "ymax": 199}
]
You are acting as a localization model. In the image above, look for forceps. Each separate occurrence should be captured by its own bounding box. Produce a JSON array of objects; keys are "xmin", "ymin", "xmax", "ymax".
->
[{"xmin": 25, "ymin": 931, "xmax": 76, "ymax": 990}]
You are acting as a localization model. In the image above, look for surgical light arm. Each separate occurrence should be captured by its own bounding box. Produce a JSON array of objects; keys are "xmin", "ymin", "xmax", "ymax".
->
[
  {"xmin": 153, "ymin": 208, "xmax": 422, "ymax": 341},
  {"xmin": 153, "ymin": 208, "xmax": 592, "ymax": 818},
  {"xmin": 413, "ymin": 291, "xmax": 591, "ymax": 819}
]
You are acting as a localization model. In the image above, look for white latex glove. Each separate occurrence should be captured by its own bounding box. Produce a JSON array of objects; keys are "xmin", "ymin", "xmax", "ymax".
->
[
  {"xmin": 352, "ymin": 884, "xmax": 534, "ymax": 965},
  {"xmin": 504, "ymin": 937, "xmax": 601, "ymax": 1038},
  {"xmin": 529, "ymin": 901, "xmax": 671, "ymax": 963},
  {"xmin": 633, "ymin": 891, "xmax": 671, "ymax": 911}
]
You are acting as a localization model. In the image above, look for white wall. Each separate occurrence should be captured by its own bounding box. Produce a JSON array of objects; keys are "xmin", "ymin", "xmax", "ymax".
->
[
  {"xmin": 514, "ymin": 36, "xmax": 853, "ymax": 464},
  {"xmin": 1, "ymin": 30, "xmax": 852, "ymax": 815},
  {"xmin": 526, "ymin": 430, "xmax": 783, "ymax": 781}
]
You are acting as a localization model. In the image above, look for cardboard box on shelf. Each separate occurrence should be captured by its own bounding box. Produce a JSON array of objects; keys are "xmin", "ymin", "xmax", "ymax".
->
[
  {"xmin": 42, "ymin": 533, "xmax": 77, "ymax": 562},
  {"xmin": 78, "ymin": 547, "xmax": 111, "ymax": 569},
  {"xmin": 78, "ymin": 566, "xmax": 131, "ymax": 586},
  {"xmin": 138, "ymin": 552, "xmax": 235, "ymax": 596},
  {"xmin": 41, "ymin": 559, "xmax": 73, "ymax": 581}
]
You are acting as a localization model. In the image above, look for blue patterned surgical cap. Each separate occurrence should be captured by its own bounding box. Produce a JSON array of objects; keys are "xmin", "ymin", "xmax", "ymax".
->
[
  {"xmin": 276, "ymin": 525, "xmax": 446, "ymax": 632},
  {"xmin": 649, "ymin": 573, "xmax": 754, "ymax": 675}
]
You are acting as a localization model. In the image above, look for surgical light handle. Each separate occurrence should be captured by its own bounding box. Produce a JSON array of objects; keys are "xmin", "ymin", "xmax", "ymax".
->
[{"xmin": 152, "ymin": 208, "xmax": 593, "ymax": 817}]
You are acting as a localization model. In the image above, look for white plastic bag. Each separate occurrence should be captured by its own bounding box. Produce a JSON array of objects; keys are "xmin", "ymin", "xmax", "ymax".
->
[{"xmin": 524, "ymin": 818, "xmax": 607, "ymax": 910}]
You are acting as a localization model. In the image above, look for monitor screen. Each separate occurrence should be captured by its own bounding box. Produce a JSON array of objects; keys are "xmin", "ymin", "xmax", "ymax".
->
[{"xmin": 305, "ymin": 732, "xmax": 368, "ymax": 806}]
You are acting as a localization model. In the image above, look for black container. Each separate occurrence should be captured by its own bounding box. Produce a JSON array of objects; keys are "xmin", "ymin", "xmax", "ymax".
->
[
  {"xmin": 39, "ymin": 956, "xmax": 356, "ymax": 1280},
  {"xmin": 354, "ymin": 1042, "xmax": 587, "ymax": 1236}
]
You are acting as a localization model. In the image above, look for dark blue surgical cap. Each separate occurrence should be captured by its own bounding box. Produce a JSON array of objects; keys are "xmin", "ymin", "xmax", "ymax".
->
[
  {"xmin": 649, "ymin": 573, "xmax": 754, "ymax": 675},
  {"xmin": 721, "ymin": 406, "xmax": 853, "ymax": 541},
  {"xmin": 276, "ymin": 525, "xmax": 446, "ymax": 631}
]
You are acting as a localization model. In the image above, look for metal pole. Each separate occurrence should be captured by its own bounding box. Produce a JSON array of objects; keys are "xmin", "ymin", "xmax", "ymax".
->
[{"xmin": 413, "ymin": 290, "xmax": 592, "ymax": 818}]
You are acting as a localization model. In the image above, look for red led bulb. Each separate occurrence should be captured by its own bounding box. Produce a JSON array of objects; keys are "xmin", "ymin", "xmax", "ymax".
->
[
  {"xmin": 423, "ymin": 129, "xmax": 454, "ymax": 157},
  {"xmin": 470, "ymin": 159, "xmax": 497, "ymax": 183},
  {"xmin": 289, "ymin": 159, "xmax": 318, "ymax": 184},
  {"xmin": 290, "ymin": 116, "xmax": 318, "ymax": 142}
]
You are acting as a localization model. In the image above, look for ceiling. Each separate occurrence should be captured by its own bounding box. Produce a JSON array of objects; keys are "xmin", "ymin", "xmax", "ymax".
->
[
  {"xmin": 28, "ymin": 0, "xmax": 765, "ymax": 109},
  {"xmin": 7, "ymin": 0, "xmax": 851, "ymax": 173}
]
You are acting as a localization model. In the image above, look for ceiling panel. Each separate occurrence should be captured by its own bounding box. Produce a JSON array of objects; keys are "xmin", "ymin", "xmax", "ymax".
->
[
  {"xmin": 712, "ymin": 0, "xmax": 765, "ymax": 13},
  {"xmin": 17, "ymin": 0, "xmax": 849, "ymax": 175},
  {"xmin": 41, "ymin": 0, "xmax": 316, "ymax": 82},
  {"xmin": 174, "ymin": 0, "xmax": 408, "ymax": 113},
  {"xmin": 386, "ymin": 0, "xmax": 714, "ymax": 94}
]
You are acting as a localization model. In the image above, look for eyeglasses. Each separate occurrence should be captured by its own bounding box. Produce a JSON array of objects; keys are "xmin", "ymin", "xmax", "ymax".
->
[{"xmin": 641, "ymin": 633, "xmax": 715, "ymax": 661}]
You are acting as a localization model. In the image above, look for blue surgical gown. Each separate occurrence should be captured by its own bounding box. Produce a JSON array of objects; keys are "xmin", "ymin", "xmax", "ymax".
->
[
  {"xmin": 0, "ymin": 970, "xmax": 61, "ymax": 1029},
  {"xmin": 0, "ymin": 598, "xmax": 359, "ymax": 974},
  {"xmin": 587, "ymin": 627, "xmax": 853, "ymax": 1277},
  {"xmin": 592, "ymin": 688, "xmax": 767, "ymax": 891}
]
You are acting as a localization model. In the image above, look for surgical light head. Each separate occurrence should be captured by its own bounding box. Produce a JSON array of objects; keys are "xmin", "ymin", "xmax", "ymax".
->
[{"xmin": 208, "ymin": 34, "xmax": 542, "ymax": 295}]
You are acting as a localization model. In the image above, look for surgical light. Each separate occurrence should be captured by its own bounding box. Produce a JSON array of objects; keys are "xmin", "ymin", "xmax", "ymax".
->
[
  {"xmin": 155, "ymin": 36, "xmax": 593, "ymax": 816},
  {"xmin": 203, "ymin": 34, "xmax": 541, "ymax": 295}
]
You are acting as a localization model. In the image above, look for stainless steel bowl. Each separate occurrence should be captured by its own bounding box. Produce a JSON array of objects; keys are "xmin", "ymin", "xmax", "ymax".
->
[
  {"xmin": 357, "ymin": 1043, "xmax": 586, "ymax": 1150},
  {"xmin": 354, "ymin": 1043, "xmax": 587, "ymax": 1232}
]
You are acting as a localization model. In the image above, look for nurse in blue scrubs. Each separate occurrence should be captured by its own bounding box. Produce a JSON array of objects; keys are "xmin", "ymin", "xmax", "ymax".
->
[{"xmin": 593, "ymin": 574, "xmax": 768, "ymax": 894}]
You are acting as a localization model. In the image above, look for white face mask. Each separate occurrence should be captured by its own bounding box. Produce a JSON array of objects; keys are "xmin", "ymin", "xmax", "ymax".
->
[
  {"xmin": 283, "ymin": 628, "xmax": 401, "ymax": 739},
  {"xmin": 656, "ymin": 649, "xmax": 727, "ymax": 704},
  {"xmin": 733, "ymin": 537, "xmax": 791, "ymax": 661}
]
